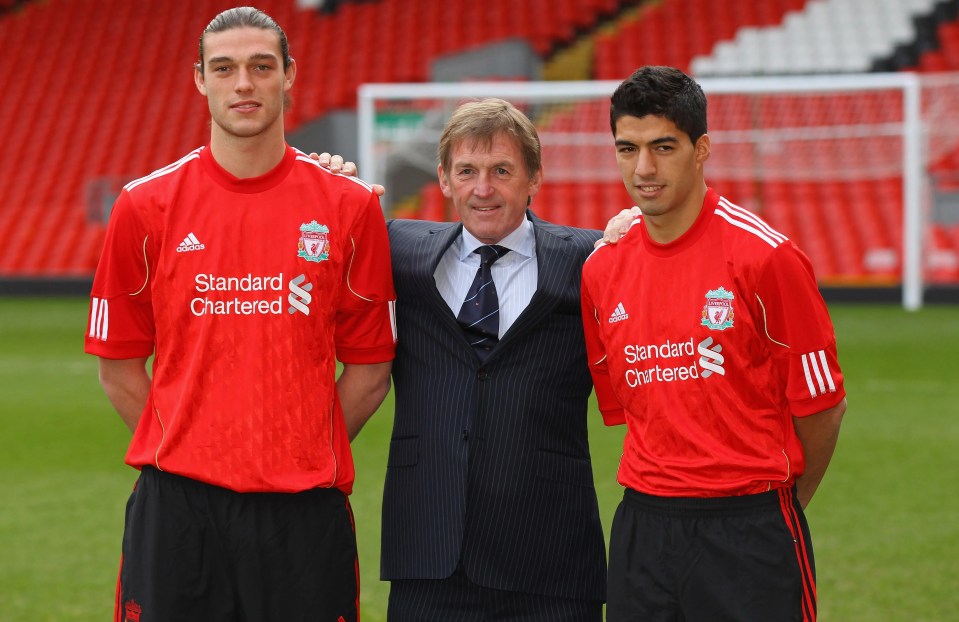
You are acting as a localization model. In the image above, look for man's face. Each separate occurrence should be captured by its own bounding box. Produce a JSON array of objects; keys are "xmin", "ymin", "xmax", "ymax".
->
[
  {"xmin": 194, "ymin": 26, "xmax": 294, "ymax": 141},
  {"xmin": 614, "ymin": 114, "xmax": 710, "ymax": 238},
  {"xmin": 438, "ymin": 132, "xmax": 542, "ymax": 244}
]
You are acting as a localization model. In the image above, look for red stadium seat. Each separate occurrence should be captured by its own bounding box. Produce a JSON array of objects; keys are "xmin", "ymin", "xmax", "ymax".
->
[
  {"xmin": 4, "ymin": 0, "xmax": 959, "ymax": 284},
  {"xmin": 0, "ymin": 0, "xmax": 618, "ymax": 276}
]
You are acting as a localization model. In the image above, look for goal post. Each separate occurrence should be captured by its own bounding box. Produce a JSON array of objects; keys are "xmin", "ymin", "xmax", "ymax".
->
[{"xmin": 358, "ymin": 74, "xmax": 957, "ymax": 310}]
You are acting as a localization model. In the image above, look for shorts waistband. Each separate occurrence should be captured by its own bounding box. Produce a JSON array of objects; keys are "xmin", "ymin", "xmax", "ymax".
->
[
  {"xmin": 139, "ymin": 465, "xmax": 344, "ymax": 499},
  {"xmin": 623, "ymin": 487, "xmax": 792, "ymax": 518}
]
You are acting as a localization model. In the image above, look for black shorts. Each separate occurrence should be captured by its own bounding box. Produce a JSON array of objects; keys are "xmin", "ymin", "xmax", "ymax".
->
[
  {"xmin": 607, "ymin": 487, "xmax": 817, "ymax": 622},
  {"xmin": 115, "ymin": 466, "xmax": 359, "ymax": 622}
]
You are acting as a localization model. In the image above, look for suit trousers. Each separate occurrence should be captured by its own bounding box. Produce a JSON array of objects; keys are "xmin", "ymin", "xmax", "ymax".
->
[{"xmin": 387, "ymin": 565, "xmax": 603, "ymax": 622}]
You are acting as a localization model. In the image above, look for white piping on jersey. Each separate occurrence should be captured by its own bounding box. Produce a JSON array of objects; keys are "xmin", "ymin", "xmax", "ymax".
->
[
  {"xmin": 585, "ymin": 215, "xmax": 644, "ymax": 262},
  {"xmin": 89, "ymin": 297, "xmax": 109, "ymax": 341},
  {"xmin": 124, "ymin": 148, "xmax": 203, "ymax": 192},
  {"xmin": 293, "ymin": 151, "xmax": 375, "ymax": 193},
  {"xmin": 755, "ymin": 293, "xmax": 789, "ymax": 348},
  {"xmin": 346, "ymin": 236, "xmax": 374, "ymax": 302},
  {"xmin": 819, "ymin": 350, "xmax": 837, "ymax": 392},
  {"xmin": 131, "ymin": 235, "xmax": 150, "ymax": 297},
  {"xmin": 760, "ymin": 291, "xmax": 837, "ymax": 398},
  {"xmin": 718, "ymin": 197, "xmax": 788, "ymax": 244},
  {"xmin": 802, "ymin": 349, "xmax": 837, "ymax": 398},
  {"xmin": 714, "ymin": 198, "xmax": 787, "ymax": 249},
  {"xmin": 389, "ymin": 300, "xmax": 398, "ymax": 342},
  {"xmin": 585, "ymin": 243, "xmax": 605, "ymax": 261}
]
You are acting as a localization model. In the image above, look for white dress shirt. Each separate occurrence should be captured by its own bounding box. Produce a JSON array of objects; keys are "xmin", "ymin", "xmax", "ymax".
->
[{"xmin": 434, "ymin": 219, "xmax": 538, "ymax": 338}]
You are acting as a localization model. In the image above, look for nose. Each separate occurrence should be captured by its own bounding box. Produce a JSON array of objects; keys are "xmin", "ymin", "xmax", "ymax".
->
[
  {"xmin": 473, "ymin": 171, "xmax": 494, "ymax": 198},
  {"xmin": 234, "ymin": 67, "xmax": 254, "ymax": 92},
  {"xmin": 634, "ymin": 149, "xmax": 656, "ymax": 178}
]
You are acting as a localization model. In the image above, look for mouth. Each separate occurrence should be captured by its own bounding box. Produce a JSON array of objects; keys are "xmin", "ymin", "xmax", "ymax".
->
[
  {"xmin": 230, "ymin": 101, "xmax": 261, "ymax": 112},
  {"xmin": 635, "ymin": 184, "xmax": 664, "ymax": 197},
  {"xmin": 471, "ymin": 205, "xmax": 500, "ymax": 212}
]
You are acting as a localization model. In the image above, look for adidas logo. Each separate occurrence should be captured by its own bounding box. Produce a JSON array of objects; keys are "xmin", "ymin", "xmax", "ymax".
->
[
  {"xmin": 176, "ymin": 232, "xmax": 205, "ymax": 253},
  {"xmin": 608, "ymin": 302, "xmax": 629, "ymax": 323}
]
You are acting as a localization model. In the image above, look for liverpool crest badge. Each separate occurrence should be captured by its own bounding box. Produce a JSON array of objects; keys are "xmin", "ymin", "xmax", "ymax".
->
[
  {"xmin": 701, "ymin": 287, "xmax": 735, "ymax": 331},
  {"xmin": 297, "ymin": 221, "xmax": 330, "ymax": 263}
]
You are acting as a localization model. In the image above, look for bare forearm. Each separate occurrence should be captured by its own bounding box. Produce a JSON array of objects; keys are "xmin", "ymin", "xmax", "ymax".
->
[
  {"xmin": 98, "ymin": 357, "xmax": 151, "ymax": 433},
  {"xmin": 793, "ymin": 398, "xmax": 847, "ymax": 508},
  {"xmin": 337, "ymin": 361, "xmax": 392, "ymax": 441}
]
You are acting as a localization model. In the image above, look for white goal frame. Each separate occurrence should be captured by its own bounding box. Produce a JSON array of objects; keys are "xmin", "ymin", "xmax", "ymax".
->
[{"xmin": 358, "ymin": 74, "xmax": 926, "ymax": 310}]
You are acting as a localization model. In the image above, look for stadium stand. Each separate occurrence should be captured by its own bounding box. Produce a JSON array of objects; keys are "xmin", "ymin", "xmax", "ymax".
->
[
  {"xmin": 580, "ymin": 0, "xmax": 959, "ymax": 284},
  {"xmin": 687, "ymin": 0, "xmax": 945, "ymax": 76},
  {"xmin": 0, "ymin": 0, "xmax": 623, "ymax": 277},
  {"xmin": 1, "ymin": 0, "xmax": 958, "ymax": 286}
]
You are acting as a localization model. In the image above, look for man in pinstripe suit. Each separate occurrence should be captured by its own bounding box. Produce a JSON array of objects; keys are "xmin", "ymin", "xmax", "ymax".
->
[{"xmin": 382, "ymin": 99, "xmax": 607, "ymax": 620}]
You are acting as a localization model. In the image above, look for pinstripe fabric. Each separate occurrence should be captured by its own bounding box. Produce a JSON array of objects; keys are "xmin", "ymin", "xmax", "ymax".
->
[
  {"xmin": 382, "ymin": 211, "xmax": 606, "ymax": 604},
  {"xmin": 389, "ymin": 566, "xmax": 602, "ymax": 621}
]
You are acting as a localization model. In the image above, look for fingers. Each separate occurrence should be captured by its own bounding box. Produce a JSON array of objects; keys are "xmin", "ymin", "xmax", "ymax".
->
[
  {"xmin": 601, "ymin": 207, "xmax": 641, "ymax": 245},
  {"xmin": 308, "ymin": 152, "xmax": 349, "ymax": 174},
  {"xmin": 307, "ymin": 151, "xmax": 384, "ymax": 195},
  {"xmin": 308, "ymin": 152, "xmax": 330, "ymax": 165}
]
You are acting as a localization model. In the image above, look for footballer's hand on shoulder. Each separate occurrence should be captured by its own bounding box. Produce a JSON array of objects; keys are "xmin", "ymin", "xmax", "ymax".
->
[{"xmin": 307, "ymin": 152, "xmax": 386, "ymax": 197}]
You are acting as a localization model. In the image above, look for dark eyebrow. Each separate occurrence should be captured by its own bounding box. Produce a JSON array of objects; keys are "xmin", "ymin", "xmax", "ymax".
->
[
  {"xmin": 615, "ymin": 136, "xmax": 680, "ymax": 148},
  {"xmin": 248, "ymin": 52, "xmax": 279, "ymax": 63},
  {"xmin": 207, "ymin": 52, "xmax": 279, "ymax": 65},
  {"xmin": 650, "ymin": 136, "xmax": 680, "ymax": 146}
]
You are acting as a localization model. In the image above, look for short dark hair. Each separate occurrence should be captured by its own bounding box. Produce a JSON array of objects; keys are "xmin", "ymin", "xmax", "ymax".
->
[
  {"xmin": 197, "ymin": 6, "xmax": 292, "ymax": 72},
  {"xmin": 610, "ymin": 66, "xmax": 707, "ymax": 144}
]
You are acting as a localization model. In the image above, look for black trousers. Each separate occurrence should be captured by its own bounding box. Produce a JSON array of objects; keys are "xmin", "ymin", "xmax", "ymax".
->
[{"xmin": 388, "ymin": 564, "xmax": 603, "ymax": 622}]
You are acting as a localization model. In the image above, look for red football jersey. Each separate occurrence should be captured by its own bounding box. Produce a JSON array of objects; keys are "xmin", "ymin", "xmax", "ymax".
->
[
  {"xmin": 582, "ymin": 189, "xmax": 845, "ymax": 497},
  {"xmin": 86, "ymin": 145, "xmax": 396, "ymax": 493}
]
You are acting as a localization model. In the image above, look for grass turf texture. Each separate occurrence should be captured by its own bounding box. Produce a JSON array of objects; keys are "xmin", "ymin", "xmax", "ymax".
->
[{"xmin": 0, "ymin": 297, "xmax": 957, "ymax": 621}]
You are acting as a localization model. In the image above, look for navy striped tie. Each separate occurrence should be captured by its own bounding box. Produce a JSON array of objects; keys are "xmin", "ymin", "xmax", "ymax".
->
[{"xmin": 457, "ymin": 245, "xmax": 508, "ymax": 360}]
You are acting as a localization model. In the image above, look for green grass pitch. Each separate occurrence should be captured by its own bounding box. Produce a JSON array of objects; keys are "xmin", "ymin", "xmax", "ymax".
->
[{"xmin": 1, "ymin": 297, "xmax": 957, "ymax": 621}]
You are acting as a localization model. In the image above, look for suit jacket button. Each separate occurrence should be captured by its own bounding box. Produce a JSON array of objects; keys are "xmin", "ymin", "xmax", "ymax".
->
[
  {"xmin": 462, "ymin": 429, "xmax": 469, "ymax": 440},
  {"xmin": 477, "ymin": 370, "xmax": 488, "ymax": 381}
]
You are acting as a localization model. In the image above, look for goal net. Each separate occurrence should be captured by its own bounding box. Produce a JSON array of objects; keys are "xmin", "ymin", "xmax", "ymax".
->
[{"xmin": 358, "ymin": 74, "xmax": 959, "ymax": 310}]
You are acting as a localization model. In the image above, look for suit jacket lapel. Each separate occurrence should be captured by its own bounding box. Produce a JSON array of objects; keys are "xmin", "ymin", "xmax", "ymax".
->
[
  {"xmin": 496, "ymin": 212, "xmax": 580, "ymax": 351},
  {"xmin": 406, "ymin": 222, "xmax": 468, "ymax": 337}
]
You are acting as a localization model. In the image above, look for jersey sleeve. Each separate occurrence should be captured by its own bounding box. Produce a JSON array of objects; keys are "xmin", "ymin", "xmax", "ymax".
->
[
  {"xmin": 335, "ymin": 191, "xmax": 397, "ymax": 364},
  {"xmin": 84, "ymin": 190, "xmax": 156, "ymax": 359},
  {"xmin": 581, "ymin": 261, "xmax": 626, "ymax": 426},
  {"xmin": 756, "ymin": 242, "xmax": 845, "ymax": 417}
]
